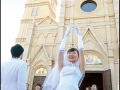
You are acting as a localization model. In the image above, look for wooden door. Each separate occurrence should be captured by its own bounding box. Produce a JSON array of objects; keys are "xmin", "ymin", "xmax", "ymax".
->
[
  {"xmin": 32, "ymin": 76, "xmax": 46, "ymax": 90},
  {"xmin": 103, "ymin": 69, "xmax": 112, "ymax": 90}
]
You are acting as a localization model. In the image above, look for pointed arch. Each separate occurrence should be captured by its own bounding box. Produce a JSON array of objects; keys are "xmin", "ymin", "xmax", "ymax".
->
[
  {"xmin": 46, "ymin": 33, "xmax": 53, "ymax": 43},
  {"xmin": 31, "ymin": 59, "xmax": 49, "ymax": 74},
  {"xmin": 74, "ymin": 25, "xmax": 107, "ymax": 56},
  {"xmin": 35, "ymin": 7, "xmax": 39, "ymax": 16},
  {"xmin": 37, "ymin": 33, "xmax": 44, "ymax": 45},
  {"xmin": 35, "ymin": 67, "xmax": 48, "ymax": 75},
  {"xmin": 31, "ymin": 8, "xmax": 35, "ymax": 16},
  {"xmin": 31, "ymin": 45, "xmax": 50, "ymax": 64},
  {"xmin": 37, "ymin": 16, "xmax": 57, "ymax": 25},
  {"xmin": 84, "ymin": 50, "xmax": 108, "ymax": 68},
  {"xmin": 82, "ymin": 25, "xmax": 107, "ymax": 55}
]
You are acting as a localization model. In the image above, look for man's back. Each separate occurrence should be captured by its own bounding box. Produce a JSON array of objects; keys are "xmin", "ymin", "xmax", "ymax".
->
[{"xmin": 1, "ymin": 58, "xmax": 27, "ymax": 90}]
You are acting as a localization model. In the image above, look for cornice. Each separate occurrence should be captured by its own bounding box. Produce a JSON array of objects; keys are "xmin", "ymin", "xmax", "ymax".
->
[
  {"xmin": 25, "ymin": 1, "xmax": 56, "ymax": 18},
  {"xmin": 16, "ymin": 38, "xmax": 26, "ymax": 42},
  {"xmin": 21, "ymin": 19, "xmax": 31, "ymax": 24},
  {"xmin": 34, "ymin": 30, "xmax": 58, "ymax": 35},
  {"xmin": 93, "ymin": 26, "xmax": 106, "ymax": 29},
  {"xmin": 21, "ymin": 18, "xmax": 43, "ymax": 24}
]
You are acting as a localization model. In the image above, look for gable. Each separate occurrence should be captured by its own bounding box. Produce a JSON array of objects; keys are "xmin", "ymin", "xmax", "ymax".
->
[
  {"xmin": 30, "ymin": 45, "xmax": 50, "ymax": 64},
  {"xmin": 37, "ymin": 16, "xmax": 57, "ymax": 25},
  {"xmin": 73, "ymin": 25, "xmax": 108, "ymax": 55}
]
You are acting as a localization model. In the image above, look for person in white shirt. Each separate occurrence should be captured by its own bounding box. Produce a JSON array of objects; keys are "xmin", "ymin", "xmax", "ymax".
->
[{"xmin": 1, "ymin": 44, "xmax": 27, "ymax": 90}]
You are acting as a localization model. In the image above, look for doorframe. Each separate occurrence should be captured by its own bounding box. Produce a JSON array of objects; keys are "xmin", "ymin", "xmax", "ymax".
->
[
  {"xmin": 85, "ymin": 71, "xmax": 103, "ymax": 73},
  {"xmin": 85, "ymin": 69, "xmax": 112, "ymax": 90}
]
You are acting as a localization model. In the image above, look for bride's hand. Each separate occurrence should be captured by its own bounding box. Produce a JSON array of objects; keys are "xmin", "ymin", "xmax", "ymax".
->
[
  {"xmin": 64, "ymin": 24, "xmax": 72, "ymax": 37},
  {"xmin": 74, "ymin": 24, "xmax": 81, "ymax": 35}
]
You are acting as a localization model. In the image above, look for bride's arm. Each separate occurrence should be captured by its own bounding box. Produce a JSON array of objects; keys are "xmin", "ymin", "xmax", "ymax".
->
[
  {"xmin": 74, "ymin": 24, "xmax": 85, "ymax": 74},
  {"xmin": 58, "ymin": 24, "xmax": 71, "ymax": 71}
]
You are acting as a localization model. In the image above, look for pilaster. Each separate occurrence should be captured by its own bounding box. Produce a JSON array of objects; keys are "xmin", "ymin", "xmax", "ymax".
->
[
  {"xmin": 103, "ymin": 1, "xmax": 116, "ymax": 89},
  {"xmin": 69, "ymin": 0, "xmax": 75, "ymax": 47},
  {"xmin": 23, "ymin": 18, "xmax": 35, "ymax": 60},
  {"xmin": 113, "ymin": 0, "xmax": 119, "ymax": 47},
  {"xmin": 57, "ymin": 0, "xmax": 66, "ymax": 50}
]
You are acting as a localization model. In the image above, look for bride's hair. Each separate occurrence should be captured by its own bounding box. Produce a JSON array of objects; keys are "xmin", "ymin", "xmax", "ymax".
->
[{"xmin": 67, "ymin": 48, "xmax": 79, "ymax": 56}]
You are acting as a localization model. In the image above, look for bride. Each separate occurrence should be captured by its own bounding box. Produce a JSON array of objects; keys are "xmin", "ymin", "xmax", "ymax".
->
[{"xmin": 42, "ymin": 24, "xmax": 85, "ymax": 90}]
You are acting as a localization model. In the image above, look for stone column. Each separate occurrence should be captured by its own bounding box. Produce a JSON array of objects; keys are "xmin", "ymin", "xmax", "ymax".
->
[
  {"xmin": 113, "ymin": 0, "xmax": 119, "ymax": 47},
  {"xmin": 57, "ymin": 0, "xmax": 66, "ymax": 53},
  {"xmin": 29, "ymin": 70, "xmax": 34, "ymax": 90},
  {"xmin": 108, "ymin": 40, "xmax": 116, "ymax": 90},
  {"xmin": 58, "ymin": 0, "xmax": 66, "ymax": 41},
  {"xmin": 48, "ymin": 59, "xmax": 53, "ymax": 70},
  {"xmin": 103, "ymin": 1, "xmax": 117, "ymax": 89},
  {"xmin": 26, "ymin": 56, "xmax": 31, "ymax": 82},
  {"xmin": 114, "ymin": 58, "xmax": 119, "ymax": 90},
  {"xmin": 108, "ymin": 58, "xmax": 116, "ymax": 90},
  {"xmin": 69, "ymin": 0, "xmax": 75, "ymax": 47}
]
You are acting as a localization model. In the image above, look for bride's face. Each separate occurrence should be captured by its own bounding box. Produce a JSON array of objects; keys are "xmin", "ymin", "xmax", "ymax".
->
[{"xmin": 67, "ymin": 51, "xmax": 79, "ymax": 63}]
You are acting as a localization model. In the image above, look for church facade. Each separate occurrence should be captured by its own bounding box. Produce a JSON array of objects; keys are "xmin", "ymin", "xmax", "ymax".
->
[{"xmin": 16, "ymin": 0, "xmax": 119, "ymax": 90}]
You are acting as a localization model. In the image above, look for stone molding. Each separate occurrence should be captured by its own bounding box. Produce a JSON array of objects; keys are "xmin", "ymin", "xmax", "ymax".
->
[{"xmin": 25, "ymin": 1, "xmax": 56, "ymax": 18}]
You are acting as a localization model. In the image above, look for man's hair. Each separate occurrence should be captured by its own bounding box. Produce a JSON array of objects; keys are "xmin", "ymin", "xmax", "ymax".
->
[
  {"xmin": 36, "ymin": 83, "xmax": 41, "ymax": 87},
  {"xmin": 67, "ymin": 48, "xmax": 79, "ymax": 56},
  {"xmin": 11, "ymin": 44, "xmax": 24, "ymax": 58}
]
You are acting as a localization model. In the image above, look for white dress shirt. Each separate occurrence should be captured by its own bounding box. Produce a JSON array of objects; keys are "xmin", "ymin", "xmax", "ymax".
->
[{"xmin": 1, "ymin": 58, "xmax": 27, "ymax": 90}]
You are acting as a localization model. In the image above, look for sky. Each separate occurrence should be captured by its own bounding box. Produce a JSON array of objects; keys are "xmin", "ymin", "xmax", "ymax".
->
[{"xmin": 1, "ymin": 0, "xmax": 61, "ymax": 64}]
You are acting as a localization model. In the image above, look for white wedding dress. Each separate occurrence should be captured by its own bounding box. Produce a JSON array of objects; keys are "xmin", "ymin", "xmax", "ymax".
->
[
  {"xmin": 56, "ymin": 63, "xmax": 82, "ymax": 90},
  {"xmin": 42, "ymin": 53, "xmax": 85, "ymax": 90}
]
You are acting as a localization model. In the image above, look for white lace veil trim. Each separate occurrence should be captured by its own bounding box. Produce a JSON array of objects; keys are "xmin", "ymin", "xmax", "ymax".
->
[{"xmin": 42, "ymin": 51, "xmax": 85, "ymax": 90}]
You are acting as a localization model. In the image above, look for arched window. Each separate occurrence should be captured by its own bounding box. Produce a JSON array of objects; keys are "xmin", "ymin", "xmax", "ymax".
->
[
  {"xmin": 85, "ymin": 54, "xmax": 102, "ymax": 65},
  {"xmin": 35, "ymin": 7, "xmax": 39, "ymax": 16},
  {"xmin": 35, "ymin": 68, "xmax": 47, "ymax": 74},
  {"xmin": 31, "ymin": 8, "xmax": 35, "ymax": 16}
]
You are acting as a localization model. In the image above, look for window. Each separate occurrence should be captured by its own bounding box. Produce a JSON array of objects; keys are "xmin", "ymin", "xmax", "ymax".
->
[
  {"xmin": 85, "ymin": 54, "xmax": 102, "ymax": 65},
  {"xmin": 81, "ymin": 0, "xmax": 97, "ymax": 12},
  {"xmin": 35, "ymin": 68, "xmax": 47, "ymax": 74},
  {"xmin": 31, "ymin": 8, "xmax": 35, "ymax": 16},
  {"xmin": 35, "ymin": 7, "xmax": 39, "ymax": 16}
]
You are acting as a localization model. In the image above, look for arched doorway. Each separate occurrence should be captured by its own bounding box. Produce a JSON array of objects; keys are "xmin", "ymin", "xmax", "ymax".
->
[{"xmin": 32, "ymin": 67, "xmax": 47, "ymax": 90}]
